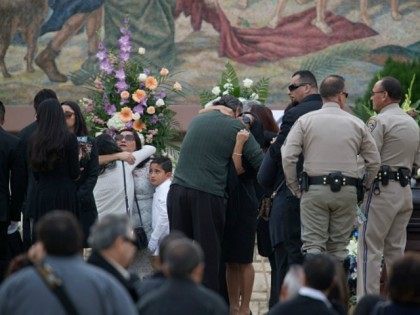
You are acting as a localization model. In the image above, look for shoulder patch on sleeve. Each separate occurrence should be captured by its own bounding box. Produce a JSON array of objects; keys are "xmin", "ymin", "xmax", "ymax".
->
[{"xmin": 366, "ymin": 117, "xmax": 378, "ymax": 132}]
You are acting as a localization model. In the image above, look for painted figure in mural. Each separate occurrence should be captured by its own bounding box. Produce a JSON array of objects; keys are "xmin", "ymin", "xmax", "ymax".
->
[
  {"xmin": 104, "ymin": 0, "xmax": 176, "ymax": 67},
  {"xmin": 35, "ymin": 0, "xmax": 104, "ymax": 83},
  {"xmin": 266, "ymin": 0, "xmax": 402, "ymax": 34},
  {"xmin": 0, "ymin": 0, "xmax": 48, "ymax": 78}
]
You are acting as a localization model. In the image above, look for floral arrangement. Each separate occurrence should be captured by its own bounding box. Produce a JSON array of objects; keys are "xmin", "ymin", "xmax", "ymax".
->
[
  {"xmin": 344, "ymin": 228, "xmax": 358, "ymax": 305},
  {"xmin": 199, "ymin": 62, "xmax": 269, "ymax": 107},
  {"xmin": 80, "ymin": 20, "xmax": 181, "ymax": 152}
]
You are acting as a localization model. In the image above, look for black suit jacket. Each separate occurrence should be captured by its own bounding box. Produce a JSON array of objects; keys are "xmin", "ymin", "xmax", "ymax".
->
[
  {"xmin": 10, "ymin": 121, "xmax": 37, "ymax": 218},
  {"xmin": 137, "ymin": 278, "xmax": 228, "ymax": 315},
  {"xmin": 0, "ymin": 127, "xmax": 19, "ymax": 222},
  {"xmin": 258, "ymin": 94, "xmax": 322, "ymax": 246},
  {"xmin": 269, "ymin": 294, "xmax": 338, "ymax": 315},
  {"xmin": 87, "ymin": 251, "xmax": 139, "ymax": 302}
]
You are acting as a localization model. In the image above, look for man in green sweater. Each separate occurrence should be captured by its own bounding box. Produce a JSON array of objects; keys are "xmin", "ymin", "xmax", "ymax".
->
[{"xmin": 168, "ymin": 95, "xmax": 263, "ymax": 292}]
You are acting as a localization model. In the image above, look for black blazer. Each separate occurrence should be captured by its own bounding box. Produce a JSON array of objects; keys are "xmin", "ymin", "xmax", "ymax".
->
[
  {"xmin": 87, "ymin": 251, "xmax": 140, "ymax": 302},
  {"xmin": 269, "ymin": 294, "xmax": 339, "ymax": 315},
  {"xmin": 257, "ymin": 94, "xmax": 322, "ymax": 246},
  {"xmin": 137, "ymin": 278, "xmax": 228, "ymax": 315},
  {"xmin": 0, "ymin": 127, "xmax": 19, "ymax": 222},
  {"xmin": 10, "ymin": 121, "xmax": 37, "ymax": 219}
]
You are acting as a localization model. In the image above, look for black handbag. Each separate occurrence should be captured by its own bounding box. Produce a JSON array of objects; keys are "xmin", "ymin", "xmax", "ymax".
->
[
  {"xmin": 122, "ymin": 162, "xmax": 148, "ymax": 250},
  {"xmin": 256, "ymin": 180, "xmax": 285, "ymax": 257}
]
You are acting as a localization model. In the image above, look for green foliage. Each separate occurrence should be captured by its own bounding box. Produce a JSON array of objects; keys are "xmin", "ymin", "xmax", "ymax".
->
[
  {"xmin": 353, "ymin": 58, "xmax": 420, "ymax": 122},
  {"xmin": 199, "ymin": 62, "xmax": 270, "ymax": 106}
]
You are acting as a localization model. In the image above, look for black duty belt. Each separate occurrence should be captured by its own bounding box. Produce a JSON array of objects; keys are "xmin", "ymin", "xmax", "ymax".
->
[
  {"xmin": 308, "ymin": 175, "xmax": 359, "ymax": 187},
  {"xmin": 376, "ymin": 171, "xmax": 402, "ymax": 181}
]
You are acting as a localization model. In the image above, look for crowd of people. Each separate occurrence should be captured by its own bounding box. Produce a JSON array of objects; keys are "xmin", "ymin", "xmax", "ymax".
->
[{"xmin": 0, "ymin": 70, "xmax": 420, "ymax": 315}]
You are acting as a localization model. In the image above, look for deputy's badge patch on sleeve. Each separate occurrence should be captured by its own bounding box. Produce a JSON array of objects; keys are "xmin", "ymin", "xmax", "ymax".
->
[{"xmin": 367, "ymin": 117, "xmax": 377, "ymax": 132}]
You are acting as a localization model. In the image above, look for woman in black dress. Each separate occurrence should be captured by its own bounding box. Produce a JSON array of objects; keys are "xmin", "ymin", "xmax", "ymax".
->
[
  {"xmin": 29, "ymin": 99, "xmax": 80, "ymax": 223},
  {"xmin": 62, "ymin": 101, "xmax": 99, "ymax": 247}
]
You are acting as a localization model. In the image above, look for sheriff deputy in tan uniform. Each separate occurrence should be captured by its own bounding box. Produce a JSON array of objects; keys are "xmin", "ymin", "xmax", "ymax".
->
[
  {"xmin": 357, "ymin": 76, "xmax": 420, "ymax": 298},
  {"xmin": 281, "ymin": 75, "xmax": 380, "ymax": 261}
]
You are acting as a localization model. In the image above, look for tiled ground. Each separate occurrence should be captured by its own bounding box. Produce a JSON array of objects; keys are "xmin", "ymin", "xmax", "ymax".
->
[{"xmin": 250, "ymin": 251, "xmax": 271, "ymax": 315}]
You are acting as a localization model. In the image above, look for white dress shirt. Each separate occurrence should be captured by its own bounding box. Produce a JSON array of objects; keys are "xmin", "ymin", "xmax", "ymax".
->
[
  {"xmin": 298, "ymin": 287, "xmax": 331, "ymax": 308},
  {"xmin": 148, "ymin": 179, "xmax": 171, "ymax": 255}
]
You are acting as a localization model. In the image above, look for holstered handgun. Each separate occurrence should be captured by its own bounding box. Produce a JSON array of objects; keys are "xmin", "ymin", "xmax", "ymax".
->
[
  {"xmin": 378, "ymin": 165, "xmax": 391, "ymax": 186},
  {"xmin": 300, "ymin": 172, "xmax": 309, "ymax": 192},
  {"xmin": 398, "ymin": 167, "xmax": 411, "ymax": 187},
  {"xmin": 328, "ymin": 172, "xmax": 343, "ymax": 192},
  {"xmin": 356, "ymin": 178, "xmax": 364, "ymax": 203}
]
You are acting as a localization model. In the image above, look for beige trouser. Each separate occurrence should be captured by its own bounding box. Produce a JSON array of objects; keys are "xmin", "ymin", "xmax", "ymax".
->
[
  {"xmin": 300, "ymin": 185, "xmax": 357, "ymax": 261},
  {"xmin": 357, "ymin": 181, "xmax": 412, "ymax": 298}
]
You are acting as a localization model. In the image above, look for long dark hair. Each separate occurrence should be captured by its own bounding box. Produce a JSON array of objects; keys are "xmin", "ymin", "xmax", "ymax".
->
[
  {"xmin": 61, "ymin": 100, "xmax": 88, "ymax": 136},
  {"xmin": 249, "ymin": 104, "xmax": 279, "ymax": 133},
  {"xmin": 96, "ymin": 133, "xmax": 121, "ymax": 174},
  {"xmin": 30, "ymin": 99, "xmax": 71, "ymax": 172}
]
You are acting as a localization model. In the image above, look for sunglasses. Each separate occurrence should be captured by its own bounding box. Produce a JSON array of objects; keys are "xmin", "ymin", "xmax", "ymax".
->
[
  {"xmin": 288, "ymin": 82, "xmax": 310, "ymax": 91},
  {"xmin": 115, "ymin": 134, "xmax": 135, "ymax": 142},
  {"xmin": 64, "ymin": 112, "xmax": 75, "ymax": 119}
]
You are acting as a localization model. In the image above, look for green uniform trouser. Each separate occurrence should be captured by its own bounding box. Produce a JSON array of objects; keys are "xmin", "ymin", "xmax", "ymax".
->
[
  {"xmin": 104, "ymin": 0, "xmax": 176, "ymax": 67},
  {"xmin": 357, "ymin": 181, "xmax": 412, "ymax": 298},
  {"xmin": 300, "ymin": 185, "xmax": 357, "ymax": 261}
]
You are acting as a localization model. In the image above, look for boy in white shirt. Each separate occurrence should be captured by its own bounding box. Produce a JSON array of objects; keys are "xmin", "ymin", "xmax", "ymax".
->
[{"xmin": 148, "ymin": 156, "xmax": 172, "ymax": 257}]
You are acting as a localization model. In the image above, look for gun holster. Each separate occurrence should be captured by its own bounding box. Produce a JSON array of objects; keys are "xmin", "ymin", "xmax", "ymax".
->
[
  {"xmin": 356, "ymin": 178, "xmax": 364, "ymax": 203},
  {"xmin": 328, "ymin": 172, "xmax": 343, "ymax": 192},
  {"xmin": 398, "ymin": 167, "xmax": 411, "ymax": 187},
  {"xmin": 378, "ymin": 165, "xmax": 391, "ymax": 186},
  {"xmin": 300, "ymin": 172, "xmax": 309, "ymax": 192}
]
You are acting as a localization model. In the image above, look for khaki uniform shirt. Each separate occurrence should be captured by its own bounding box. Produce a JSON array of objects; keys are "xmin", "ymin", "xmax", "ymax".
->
[
  {"xmin": 282, "ymin": 102, "xmax": 380, "ymax": 196},
  {"xmin": 366, "ymin": 103, "xmax": 420, "ymax": 170}
]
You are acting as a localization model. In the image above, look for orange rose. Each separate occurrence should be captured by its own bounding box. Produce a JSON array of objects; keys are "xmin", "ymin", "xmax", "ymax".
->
[
  {"xmin": 146, "ymin": 106, "xmax": 156, "ymax": 115},
  {"xmin": 119, "ymin": 107, "xmax": 133, "ymax": 123},
  {"xmin": 133, "ymin": 119, "xmax": 146, "ymax": 132},
  {"xmin": 145, "ymin": 76, "xmax": 158, "ymax": 90},
  {"xmin": 120, "ymin": 90, "xmax": 130, "ymax": 100},
  {"xmin": 132, "ymin": 89, "xmax": 146, "ymax": 103}
]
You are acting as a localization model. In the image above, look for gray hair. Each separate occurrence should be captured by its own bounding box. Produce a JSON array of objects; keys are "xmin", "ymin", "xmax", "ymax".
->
[
  {"xmin": 242, "ymin": 100, "xmax": 261, "ymax": 112},
  {"xmin": 88, "ymin": 215, "xmax": 130, "ymax": 251}
]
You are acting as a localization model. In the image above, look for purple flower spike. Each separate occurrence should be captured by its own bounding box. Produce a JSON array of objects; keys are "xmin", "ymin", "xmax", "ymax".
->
[
  {"xmin": 115, "ymin": 68, "xmax": 126, "ymax": 81},
  {"xmin": 115, "ymin": 80, "xmax": 128, "ymax": 92},
  {"xmin": 125, "ymin": 121, "xmax": 134, "ymax": 128},
  {"xmin": 155, "ymin": 91, "xmax": 166, "ymax": 99},
  {"xmin": 100, "ymin": 60, "xmax": 114, "ymax": 74},
  {"xmin": 150, "ymin": 115, "xmax": 159, "ymax": 125},
  {"xmin": 133, "ymin": 104, "xmax": 144, "ymax": 115},
  {"xmin": 119, "ymin": 52, "xmax": 130, "ymax": 62},
  {"xmin": 96, "ymin": 50, "xmax": 107, "ymax": 61},
  {"xmin": 143, "ymin": 68, "xmax": 151, "ymax": 75},
  {"xmin": 105, "ymin": 103, "xmax": 116, "ymax": 115}
]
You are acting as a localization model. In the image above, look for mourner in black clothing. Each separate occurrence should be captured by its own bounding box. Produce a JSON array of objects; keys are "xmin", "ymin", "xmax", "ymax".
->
[
  {"xmin": 11, "ymin": 89, "xmax": 58, "ymax": 248},
  {"xmin": 258, "ymin": 70, "xmax": 323, "ymax": 305},
  {"xmin": 137, "ymin": 238, "xmax": 228, "ymax": 315},
  {"xmin": 0, "ymin": 101, "xmax": 19, "ymax": 280}
]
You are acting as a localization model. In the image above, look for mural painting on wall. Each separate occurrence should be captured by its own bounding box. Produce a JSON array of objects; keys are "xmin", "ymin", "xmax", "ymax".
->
[{"xmin": 0, "ymin": 0, "xmax": 418, "ymax": 107}]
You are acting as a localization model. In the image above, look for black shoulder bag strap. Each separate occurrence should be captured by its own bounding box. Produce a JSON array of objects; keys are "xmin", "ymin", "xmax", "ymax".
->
[
  {"xmin": 122, "ymin": 161, "xmax": 130, "ymax": 216},
  {"xmin": 134, "ymin": 194, "xmax": 144, "ymax": 228},
  {"xmin": 34, "ymin": 262, "xmax": 80, "ymax": 315}
]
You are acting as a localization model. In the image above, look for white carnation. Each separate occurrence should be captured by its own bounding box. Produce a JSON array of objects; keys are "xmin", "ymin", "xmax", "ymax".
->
[
  {"xmin": 132, "ymin": 113, "xmax": 140, "ymax": 120},
  {"xmin": 156, "ymin": 98, "xmax": 165, "ymax": 107},
  {"xmin": 251, "ymin": 93, "xmax": 259, "ymax": 100},
  {"xmin": 138, "ymin": 73, "xmax": 147, "ymax": 82},
  {"xmin": 107, "ymin": 114, "xmax": 125, "ymax": 130},
  {"xmin": 222, "ymin": 90, "xmax": 229, "ymax": 95},
  {"xmin": 243, "ymin": 78, "xmax": 253, "ymax": 88},
  {"xmin": 138, "ymin": 47, "xmax": 146, "ymax": 55},
  {"xmin": 212, "ymin": 86, "xmax": 221, "ymax": 95}
]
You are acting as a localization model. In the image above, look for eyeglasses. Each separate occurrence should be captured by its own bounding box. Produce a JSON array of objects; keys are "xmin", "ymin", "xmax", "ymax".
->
[
  {"xmin": 371, "ymin": 90, "xmax": 385, "ymax": 96},
  {"xmin": 288, "ymin": 82, "xmax": 311, "ymax": 91},
  {"xmin": 115, "ymin": 134, "xmax": 135, "ymax": 142},
  {"xmin": 341, "ymin": 92, "xmax": 349, "ymax": 98},
  {"xmin": 64, "ymin": 112, "xmax": 75, "ymax": 119}
]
